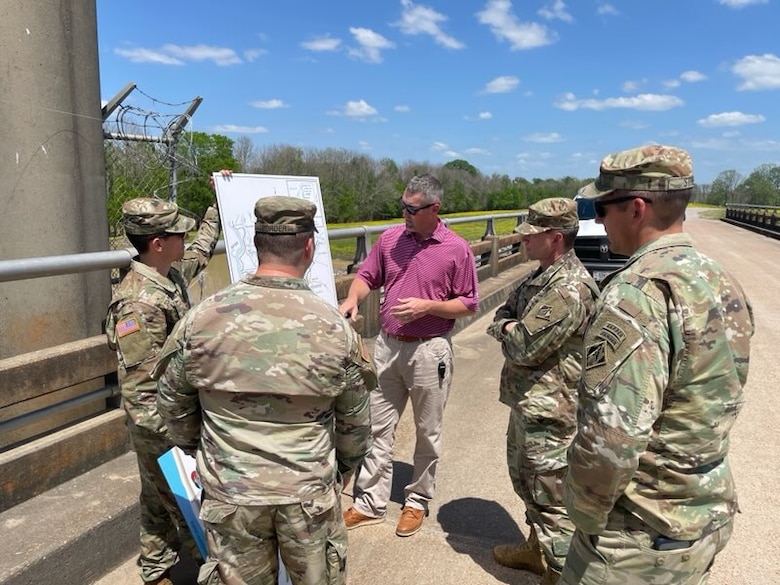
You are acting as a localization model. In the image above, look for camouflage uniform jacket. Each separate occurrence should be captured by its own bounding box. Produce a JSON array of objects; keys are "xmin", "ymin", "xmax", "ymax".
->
[
  {"xmin": 105, "ymin": 206, "xmax": 219, "ymax": 434},
  {"xmin": 488, "ymin": 249, "xmax": 599, "ymax": 411},
  {"xmin": 565, "ymin": 233, "xmax": 754, "ymax": 540},
  {"xmin": 154, "ymin": 275, "xmax": 377, "ymax": 506}
]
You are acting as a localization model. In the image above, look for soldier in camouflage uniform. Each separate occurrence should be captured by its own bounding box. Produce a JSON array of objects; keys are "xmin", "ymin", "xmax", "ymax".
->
[
  {"xmin": 105, "ymin": 197, "xmax": 220, "ymax": 584},
  {"xmin": 487, "ymin": 198, "xmax": 599, "ymax": 585},
  {"xmin": 562, "ymin": 145, "xmax": 754, "ymax": 585},
  {"xmin": 153, "ymin": 196, "xmax": 376, "ymax": 585}
]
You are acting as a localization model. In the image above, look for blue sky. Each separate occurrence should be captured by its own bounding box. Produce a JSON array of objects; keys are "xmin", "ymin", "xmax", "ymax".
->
[{"xmin": 97, "ymin": 0, "xmax": 780, "ymax": 184}]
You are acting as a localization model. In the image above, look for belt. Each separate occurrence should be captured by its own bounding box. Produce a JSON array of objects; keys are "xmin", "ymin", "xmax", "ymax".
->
[{"xmin": 385, "ymin": 332, "xmax": 438, "ymax": 343}]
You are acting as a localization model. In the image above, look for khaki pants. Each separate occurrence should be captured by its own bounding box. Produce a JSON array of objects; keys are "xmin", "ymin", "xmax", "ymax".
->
[{"xmin": 353, "ymin": 332, "xmax": 453, "ymax": 516}]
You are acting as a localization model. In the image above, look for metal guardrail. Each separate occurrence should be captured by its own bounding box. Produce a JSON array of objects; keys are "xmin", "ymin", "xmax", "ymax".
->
[
  {"xmin": 724, "ymin": 204, "xmax": 780, "ymax": 239},
  {"xmin": 0, "ymin": 213, "xmax": 526, "ymax": 283},
  {"xmin": 0, "ymin": 212, "xmax": 526, "ymax": 449}
]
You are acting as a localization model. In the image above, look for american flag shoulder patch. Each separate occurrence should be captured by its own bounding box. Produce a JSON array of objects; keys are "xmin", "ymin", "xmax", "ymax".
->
[{"xmin": 116, "ymin": 317, "xmax": 141, "ymax": 338}]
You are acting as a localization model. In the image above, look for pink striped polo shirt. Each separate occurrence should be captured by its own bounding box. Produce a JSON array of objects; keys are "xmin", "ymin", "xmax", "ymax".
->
[{"xmin": 356, "ymin": 221, "xmax": 479, "ymax": 337}]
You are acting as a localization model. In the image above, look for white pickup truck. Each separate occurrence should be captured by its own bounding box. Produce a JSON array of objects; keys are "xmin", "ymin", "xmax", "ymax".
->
[{"xmin": 573, "ymin": 195, "xmax": 628, "ymax": 285}]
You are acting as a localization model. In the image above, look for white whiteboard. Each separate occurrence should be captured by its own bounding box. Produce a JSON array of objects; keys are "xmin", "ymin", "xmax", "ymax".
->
[{"xmin": 212, "ymin": 173, "xmax": 338, "ymax": 307}]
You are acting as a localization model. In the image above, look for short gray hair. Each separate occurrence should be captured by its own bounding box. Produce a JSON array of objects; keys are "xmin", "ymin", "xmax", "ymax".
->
[{"xmin": 404, "ymin": 174, "xmax": 443, "ymax": 204}]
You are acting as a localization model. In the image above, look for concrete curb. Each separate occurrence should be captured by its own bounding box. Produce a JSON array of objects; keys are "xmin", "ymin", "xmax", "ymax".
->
[{"xmin": 0, "ymin": 452, "xmax": 139, "ymax": 585}]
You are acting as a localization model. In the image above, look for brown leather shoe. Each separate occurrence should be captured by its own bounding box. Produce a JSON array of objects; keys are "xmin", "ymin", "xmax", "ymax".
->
[
  {"xmin": 343, "ymin": 506, "xmax": 385, "ymax": 530},
  {"xmin": 396, "ymin": 506, "xmax": 426, "ymax": 537}
]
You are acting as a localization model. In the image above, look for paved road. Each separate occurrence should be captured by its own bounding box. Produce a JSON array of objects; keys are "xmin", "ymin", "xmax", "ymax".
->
[{"xmin": 95, "ymin": 210, "xmax": 780, "ymax": 585}]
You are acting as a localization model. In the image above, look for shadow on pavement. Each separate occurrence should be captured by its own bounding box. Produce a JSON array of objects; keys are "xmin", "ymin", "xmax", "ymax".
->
[
  {"xmin": 389, "ymin": 461, "xmax": 414, "ymax": 507},
  {"xmin": 438, "ymin": 497, "xmax": 537, "ymax": 585}
]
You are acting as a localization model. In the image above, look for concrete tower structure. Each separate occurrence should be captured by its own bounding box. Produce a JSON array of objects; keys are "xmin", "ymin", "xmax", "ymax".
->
[{"xmin": 0, "ymin": 0, "xmax": 109, "ymax": 358}]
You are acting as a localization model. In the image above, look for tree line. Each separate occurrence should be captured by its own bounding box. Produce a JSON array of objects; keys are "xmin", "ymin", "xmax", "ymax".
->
[{"xmin": 106, "ymin": 132, "xmax": 780, "ymax": 228}]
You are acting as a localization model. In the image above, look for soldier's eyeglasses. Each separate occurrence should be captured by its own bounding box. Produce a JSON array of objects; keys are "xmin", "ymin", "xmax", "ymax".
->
[
  {"xmin": 399, "ymin": 198, "xmax": 436, "ymax": 215},
  {"xmin": 594, "ymin": 195, "xmax": 652, "ymax": 218}
]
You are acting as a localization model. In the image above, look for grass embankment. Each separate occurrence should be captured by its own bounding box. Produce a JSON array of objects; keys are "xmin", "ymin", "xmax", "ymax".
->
[{"xmin": 327, "ymin": 210, "xmax": 524, "ymax": 264}]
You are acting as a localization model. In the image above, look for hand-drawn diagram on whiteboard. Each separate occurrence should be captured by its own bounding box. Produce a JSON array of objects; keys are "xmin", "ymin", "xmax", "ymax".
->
[{"xmin": 212, "ymin": 173, "xmax": 338, "ymax": 308}]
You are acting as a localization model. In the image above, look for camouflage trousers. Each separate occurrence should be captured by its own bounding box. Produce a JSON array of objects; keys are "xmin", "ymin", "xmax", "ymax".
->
[
  {"xmin": 506, "ymin": 406, "xmax": 576, "ymax": 571},
  {"xmin": 561, "ymin": 509, "xmax": 733, "ymax": 585},
  {"xmin": 197, "ymin": 489, "xmax": 348, "ymax": 585},
  {"xmin": 130, "ymin": 425, "xmax": 200, "ymax": 582}
]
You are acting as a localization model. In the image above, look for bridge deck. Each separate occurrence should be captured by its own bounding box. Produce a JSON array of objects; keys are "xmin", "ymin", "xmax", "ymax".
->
[{"xmin": 8, "ymin": 210, "xmax": 777, "ymax": 585}]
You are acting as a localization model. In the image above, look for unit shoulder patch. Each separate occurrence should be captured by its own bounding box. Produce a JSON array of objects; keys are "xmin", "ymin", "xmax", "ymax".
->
[
  {"xmin": 581, "ymin": 304, "xmax": 645, "ymax": 395},
  {"xmin": 521, "ymin": 289, "xmax": 569, "ymax": 336}
]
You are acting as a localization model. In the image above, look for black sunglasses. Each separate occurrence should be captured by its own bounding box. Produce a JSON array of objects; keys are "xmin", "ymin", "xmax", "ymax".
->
[
  {"xmin": 594, "ymin": 195, "xmax": 652, "ymax": 218},
  {"xmin": 399, "ymin": 197, "xmax": 436, "ymax": 215}
]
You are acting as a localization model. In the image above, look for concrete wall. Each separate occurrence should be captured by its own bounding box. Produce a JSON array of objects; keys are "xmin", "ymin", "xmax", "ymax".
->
[{"xmin": 0, "ymin": 0, "xmax": 109, "ymax": 359}]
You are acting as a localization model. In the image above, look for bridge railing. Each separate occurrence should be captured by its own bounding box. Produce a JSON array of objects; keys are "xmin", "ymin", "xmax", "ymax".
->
[
  {"xmin": 724, "ymin": 203, "xmax": 780, "ymax": 238},
  {"xmin": 0, "ymin": 211, "xmax": 527, "ymax": 511}
]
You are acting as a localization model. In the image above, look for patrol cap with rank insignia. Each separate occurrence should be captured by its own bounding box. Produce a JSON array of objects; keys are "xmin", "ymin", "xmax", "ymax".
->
[
  {"xmin": 254, "ymin": 196, "xmax": 318, "ymax": 234},
  {"xmin": 122, "ymin": 198, "xmax": 197, "ymax": 235},
  {"xmin": 515, "ymin": 197, "xmax": 578, "ymax": 236},
  {"xmin": 579, "ymin": 144, "xmax": 694, "ymax": 200}
]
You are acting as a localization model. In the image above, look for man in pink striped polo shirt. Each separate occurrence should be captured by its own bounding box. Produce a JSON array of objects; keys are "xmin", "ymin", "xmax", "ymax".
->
[{"xmin": 340, "ymin": 174, "xmax": 479, "ymax": 538}]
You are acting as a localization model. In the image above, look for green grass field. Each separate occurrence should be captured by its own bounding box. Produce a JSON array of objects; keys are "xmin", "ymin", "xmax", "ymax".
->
[{"xmin": 327, "ymin": 210, "xmax": 525, "ymax": 263}]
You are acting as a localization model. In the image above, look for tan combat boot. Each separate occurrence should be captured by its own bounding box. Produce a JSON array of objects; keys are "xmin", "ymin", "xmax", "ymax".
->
[
  {"xmin": 492, "ymin": 528, "xmax": 547, "ymax": 575},
  {"xmin": 541, "ymin": 566, "xmax": 562, "ymax": 585}
]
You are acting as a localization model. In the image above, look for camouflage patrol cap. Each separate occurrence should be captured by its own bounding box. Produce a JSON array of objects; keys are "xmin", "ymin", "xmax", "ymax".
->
[
  {"xmin": 122, "ymin": 198, "xmax": 197, "ymax": 235},
  {"xmin": 515, "ymin": 197, "xmax": 578, "ymax": 235},
  {"xmin": 579, "ymin": 144, "xmax": 694, "ymax": 200},
  {"xmin": 254, "ymin": 196, "xmax": 318, "ymax": 234}
]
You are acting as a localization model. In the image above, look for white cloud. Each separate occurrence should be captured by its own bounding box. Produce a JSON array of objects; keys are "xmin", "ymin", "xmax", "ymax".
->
[
  {"xmin": 597, "ymin": 3, "xmax": 619, "ymax": 15},
  {"xmin": 664, "ymin": 70, "xmax": 705, "ymax": 88},
  {"xmin": 680, "ymin": 70, "xmax": 707, "ymax": 82},
  {"xmin": 483, "ymin": 75, "xmax": 520, "ymax": 93},
  {"xmin": 622, "ymin": 79, "xmax": 646, "ymax": 92},
  {"xmin": 115, "ymin": 44, "xmax": 242, "ymax": 66},
  {"xmin": 692, "ymin": 137, "xmax": 780, "ymax": 151},
  {"xmin": 732, "ymin": 54, "xmax": 780, "ymax": 90},
  {"xmin": 465, "ymin": 147, "xmax": 491, "ymax": 155},
  {"xmin": 538, "ymin": 0, "xmax": 573, "ymax": 23},
  {"xmin": 515, "ymin": 151, "xmax": 552, "ymax": 168},
  {"xmin": 347, "ymin": 27, "xmax": 395, "ymax": 63},
  {"xmin": 243, "ymin": 49, "xmax": 267, "ymax": 62},
  {"xmin": 742, "ymin": 139, "xmax": 780, "ymax": 150},
  {"xmin": 301, "ymin": 36, "xmax": 342, "ymax": 52},
  {"xmin": 328, "ymin": 99, "xmax": 379, "ymax": 118},
  {"xmin": 718, "ymin": 0, "xmax": 768, "ymax": 7},
  {"xmin": 212, "ymin": 125, "xmax": 268, "ymax": 134},
  {"xmin": 358, "ymin": 140, "xmax": 372, "ymax": 150},
  {"xmin": 464, "ymin": 111, "xmax": 493, "ymax": 121},
  {"xmin": 393, "ymin": 0, "xmax": 465, "ymax": 49},
  {"xmin": 620, "ymin": 120, "xmax": 649, "ymax": 130},
  {"xmin": 523, "ymin": 132, "xmax": 564, "ymax": 143},
  {"xmin": 476, "ymin": 0, "xmax": 557, "ymax": 50},
  {"xmin": 722, "ymin": 131, "xmax": 741, "ymax": 138},
  {"xmin": 115, "ymin": 47, "xmax": 184, "ymax": 65},
  {"xmin": 162, "ymin": 44, "xmax": 241, "ymax": 66},
  {"xmin": 394, "ymin": 105, "xmax": 411, "ymax": 112},
  {"xmin": 554, "ymin": 92, "xmax": 684, "ymax": 111},
  {"xmin": 249, "ymin": 99, "xmax": 289, "ymax": 109},
  {"xmin": 697, "ymin": 111, "xmax": 766, "ymax": 127},
  {"xmin": 432, "ymin": 141, "xmax": 449, "ymax": 151}
]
